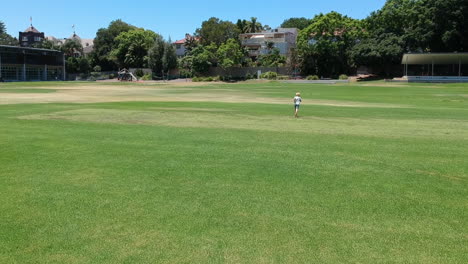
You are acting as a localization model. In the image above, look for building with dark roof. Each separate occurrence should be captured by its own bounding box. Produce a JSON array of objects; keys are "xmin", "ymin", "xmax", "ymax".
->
[
  {"xmin": 0, "ymin": 45, "xmax": 65, "ymax": 81},
  {"xmin": 19, "ymin": 25, "xmax": 45, "ymax": 47}
]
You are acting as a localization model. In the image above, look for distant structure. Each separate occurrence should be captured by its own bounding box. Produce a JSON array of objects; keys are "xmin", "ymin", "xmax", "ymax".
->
[
  {"xmin": 239, "ymin": 28, "xmax": 298, "ymax": 60},
  {"xmin": 0, "ymin": 45, "xmax": 65, "ymax": 81},
  {"xmin": 399, "ymin": 53, "xmax": 468, "ymax": 82},
  {"xmin": 46, "ymin": 25, "xmax": 94, "ymax": 56},
  {"xmin": 173, "ymin": 34, "xmax": 199, "ymax": 57},
  {"xmin": 19, "ymin": 17, "xmax": 45, "ymax": 47}
]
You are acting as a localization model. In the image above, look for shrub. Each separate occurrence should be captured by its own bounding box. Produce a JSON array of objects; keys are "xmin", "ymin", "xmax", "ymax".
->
[
  {"xmin": 339, "ymin": 74, "xmax": 348, "ymax": 80},
  {"xmin": 90, "ymin": 72, "xmax": 101, "ymax": 78},
  {"xmin": 205, "ymin": 77, "xmax": 213, "ymax": 82},
  {"xmin": 93, "ymin": 65, "xmax": 102, "ymax": 72},
  {"xmin": 179, "ymin": 69, "xmax": 193, "ymax": 78},
  {"xmin": 306, "ymin": 75, "xmax": 319, "ymax": 80},
  {"xmin": 245, "ymin": 73, "xmax": 253, "ymax": 80},
  {"xmin": 260, "ymin": 71, "xmax": 278, "ymax": 80},
  {"xmin": 192, "ymin": 77, "xmax": 201, "ymax": 82},
  {"xmin": 277, "ymin": 75, "xmax": 289, "ymax": 80},
  {"xmin": 141, "ymin": 74, "xmax": 152, "ymax": 80},
  {"xmin": 212, "ymin": 76, "xmax": 220, "ymax": 82},
  {"xmin": 109, "ymin": 73, "xmax": 115, "ymax": 79},
  {"xmin": 135, "ymin": 69, "xmax": 145, "ymax": 77}
]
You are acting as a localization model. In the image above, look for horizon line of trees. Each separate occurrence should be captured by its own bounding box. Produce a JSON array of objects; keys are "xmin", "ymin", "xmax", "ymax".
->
[{"xmin": 1, "ymin": 0, "xmax": 467, "ymax": 78}]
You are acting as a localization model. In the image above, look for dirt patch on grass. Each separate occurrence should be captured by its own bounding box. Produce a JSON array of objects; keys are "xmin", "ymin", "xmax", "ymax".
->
[
  {"xmin": 18, "ymin": 108, "xmax": 468, "ymax": 139},
  {"xmin": 0, "ymin": 83, "xmax": 409, "ymax": 108}
]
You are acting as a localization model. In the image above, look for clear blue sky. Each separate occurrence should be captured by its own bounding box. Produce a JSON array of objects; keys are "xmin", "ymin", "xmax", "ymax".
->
[{"xmin": 2, "ymin": 0, "xmax": 386, "ymax": 41}]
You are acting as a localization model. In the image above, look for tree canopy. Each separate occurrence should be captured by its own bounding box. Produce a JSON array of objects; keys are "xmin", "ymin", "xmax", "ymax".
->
[
  {"xmin": 195, "ymin": 17, "xmax": 240, "ymax": 46},
  {"xmin": 280, "ymin": 17, "xmax": 311, "ymax": 30},
  {"xmin": 91, "ymin": 20, "xmax": 137, "ymax": 70},
  {"xmin": 0, "ymin": 20, "xmax": 17, "ymax": 46},
  {"xmin": 297, "ymin": 12, "xmax": 364, "ymax": 77},
  {"xmin": 110, "ymin": 29, "xmax": 160, "ymax": 68}
]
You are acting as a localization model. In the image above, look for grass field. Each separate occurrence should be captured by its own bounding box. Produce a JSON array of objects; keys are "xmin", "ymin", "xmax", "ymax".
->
[{"xmin": 0, "ymin": 80, "xmax": 467, "ymax": 263}]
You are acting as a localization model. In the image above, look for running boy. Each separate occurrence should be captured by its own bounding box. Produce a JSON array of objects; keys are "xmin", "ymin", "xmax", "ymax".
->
[{"xmin": 293, "ymin": 92, "xmax": 302, "ymax": 118}]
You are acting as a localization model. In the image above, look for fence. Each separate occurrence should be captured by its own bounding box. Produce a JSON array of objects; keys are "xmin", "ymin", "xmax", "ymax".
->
[{"xmin": 205, "ymin": 67, "xmax": 291, "ymax": 78}]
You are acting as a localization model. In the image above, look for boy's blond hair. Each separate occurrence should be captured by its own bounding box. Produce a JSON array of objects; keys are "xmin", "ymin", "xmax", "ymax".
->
[{"xmin": 296, "ymin": 92, "xmax": 300, "ymax": 96}]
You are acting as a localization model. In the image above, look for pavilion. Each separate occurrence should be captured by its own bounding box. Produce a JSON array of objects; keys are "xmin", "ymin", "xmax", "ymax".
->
[{"xmin": 402, "ymin": 53, "xmax": 468, "ymax": 82}]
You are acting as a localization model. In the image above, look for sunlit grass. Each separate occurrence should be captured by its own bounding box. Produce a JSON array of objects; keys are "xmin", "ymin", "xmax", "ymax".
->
[{"xmin": 0, "ymin": 81, "xmax": 467, "ymax": 263}]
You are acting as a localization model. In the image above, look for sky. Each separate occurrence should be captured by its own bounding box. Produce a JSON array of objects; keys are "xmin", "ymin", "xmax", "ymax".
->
[{"xmin": 2, "ymin": 0, "xmax": 386, "ymax": 41}]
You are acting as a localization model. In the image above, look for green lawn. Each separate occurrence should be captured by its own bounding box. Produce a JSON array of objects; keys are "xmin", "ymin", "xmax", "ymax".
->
[{"xmin": 0, "ymin": 81, "xmax": 467, "ymax": 263}]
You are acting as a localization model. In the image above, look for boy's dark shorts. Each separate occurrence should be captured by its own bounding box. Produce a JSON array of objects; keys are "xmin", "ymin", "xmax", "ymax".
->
[{"xmin": 295, "ymin": 104, "xmax": 300, "ymax": 110}]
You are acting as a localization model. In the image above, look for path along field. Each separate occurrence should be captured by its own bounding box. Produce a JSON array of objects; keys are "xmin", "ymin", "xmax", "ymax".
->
[{"xmin": 0, "ymin": 81, "xmax": 467, "ymax": 263}]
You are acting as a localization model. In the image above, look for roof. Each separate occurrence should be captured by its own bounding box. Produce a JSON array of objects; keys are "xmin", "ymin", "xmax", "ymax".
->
[
  {"xmin": 0, "ymin": 45, "xmax": 63, "ymax": 54},
  {"xmin": 24, "ymin": 26, "xmax": 41, "ymax": 33},
  {"xmin": 173, "ymin": 34, "xmax": 200, "ymax": 44},
  {"xmin": 402, "ymin": 53, "xmax": 468, "ymax": 65}
]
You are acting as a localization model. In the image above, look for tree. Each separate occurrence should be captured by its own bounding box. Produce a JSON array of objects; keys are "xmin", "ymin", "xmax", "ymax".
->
[
  {"xmin": 110, "ymin": 29, "xmax": 160, "ymax": 68},
  {"xmin": 162, "ymin": 40, "xmax": 178, "ymax": 75},
  {"xmin": 0, "ymin": 21, "xmax": 5, "ymax": 35},
  {"xmin": 195, "ymin": 17, "xmax": 240, "ymax": 46},
  {"xmin": 184, "ymin": 34, "xmax": 198, "ymax": 53},
  {"xmin": 244, "ymin": 17, "xmax": 263, "ymax": 33},
  {"xmin": 33, "ymin": 39, "xmax": 61, "ymax": 51},
  {"xmin": 0, "ymin": 20, "xmax": 18, "ymax": 46},
  {"xmin": 66, "ymin": 56, "xmax": 90, "ymax": 74},
  {"xmin": 410, "ymin": 0, "xmax": 468, "ymax": 52},
  {"xmin": 236, "ymin": 19, "xmax": 248, "ymax": 33},
  {"xmin": 91, "ymin": 20, "xmax": 136, "ymax": 70},
  {"xmin": 349, "ymin": 33, "xmax": 404, "ymax": 76},
  {"xmin": 148, "ymin": 36, "xmax": 166, "ymax": 75},
  {"xmin": 181, "ymin": 44, "xmax": 218, "ymax": 76},
  {"xmin": 216, "ymin": 39, "xmax": 244, "ymax": 68},
  {"xmin": 62, "ymin": 39, "xmax": 83, "ymax": 57},
  {"xmin": 297, "ymin": 12, "xmax": 364, "ymax": 77},
  {"xmin": 258, "ymin": 45, "xmax": 286, "ymax": 67},
  {"xmin": 280, "ymin": 17, "xmax": 311, "ymax": 30}
]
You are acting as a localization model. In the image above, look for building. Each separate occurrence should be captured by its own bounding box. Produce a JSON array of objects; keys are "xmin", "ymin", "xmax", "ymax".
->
[
  {"xmin": 19, "ymin": 25, "xmax": 45, "ymax": 47},
  {"xmin": 401, "ymin": 53, "xmax": 468, "ymax": 82},
  {"xmin": 240, "ymin": 28, "xmax": 298, "ymax": 59},
  {"xmin": 0, "ymin": 45, "xmax": 65, "ymax": 81},
  {"xmin": 173, "ymin": 34, "xmax": 199, "ymax": 57},
  {"xmin": 46, "ymin": 33, "xmax": 94, "ymax": 57}
]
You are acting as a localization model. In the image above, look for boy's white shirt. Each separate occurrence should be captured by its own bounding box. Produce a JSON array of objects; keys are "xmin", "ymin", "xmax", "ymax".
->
[{"xmin": 294, "ymin": 96, "xmax": 302, "ymax": 105}]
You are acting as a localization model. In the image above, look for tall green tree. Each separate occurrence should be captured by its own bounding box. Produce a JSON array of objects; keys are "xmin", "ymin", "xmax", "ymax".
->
[
  {"xmin": 195, "ymin": 17, "xmax": 240, "ymax": 46},
  {"xmin": 216, "ymin": 39, "xmax": 244, "ymax": 68},
  {"xmin": 244, "ymin": 17, "xmax": 263, "ymax": 33},
  {"xmin": 410, "ymin": 0, "xmax": 468, "ymax": 52},
  {"xmin": 148, "ymin": 36, "xmax": 166, "ymax": 75},
  {"xmin": 162, "ymin": 41, "xmax": 178, "ymax": 74},
  {"xmin": 349, "ymin": 33, "xmax": 404, "ymax": 76},
  {"xmin": 91, "ymin": 20, "xmax": 136, "ymax": 70},
  {"xmin": 236, "ymin": 19, "xmax": 248, "ymax": 33},
  {"xmin": 0, "ymin": 20, "xmax": 18, "ymax": 46},
  {"xmin": 0, "ymin": 21, "xmax": 5, "ymax": 35},
  {"xmin": 280, "ymin": 17, "xmax": 311, "ymax": 30},
  {"xmin": 110, "ymin": 29, "xmax": 160, "ymax": 68},
  {"xmin": 62, "ymin": 39, "xmax": 83, "ymax": 57},
  {"xmin": 297, "ymin": 12, "xmax": 364, "ymax": 77}
]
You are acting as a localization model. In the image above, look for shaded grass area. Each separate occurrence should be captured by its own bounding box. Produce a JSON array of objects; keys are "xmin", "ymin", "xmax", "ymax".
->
[
  {"xmin": 0, "ymin": 89, "xmax": 56, "ymax": 93},
  {"xmin": 0, "ymin": 82, "xmax": 467, "ymax": 263}
]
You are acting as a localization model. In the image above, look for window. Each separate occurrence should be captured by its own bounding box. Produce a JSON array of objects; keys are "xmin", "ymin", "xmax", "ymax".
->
[
  {"xmin": 22, "ymin": 36, "xmax": 28, "ymax": 41},
  {"xmin": 34, "ymin": 37, "xmax": 42, "ymax": 42},
  {"xmin": 176, "ymin": 44, "xmax": 182, "ymax": 49}
]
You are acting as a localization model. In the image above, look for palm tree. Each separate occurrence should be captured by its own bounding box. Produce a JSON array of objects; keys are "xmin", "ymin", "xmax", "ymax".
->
[{"xmin": 244, "ymin": 17, "xmax": 263, "ymax": 33}]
